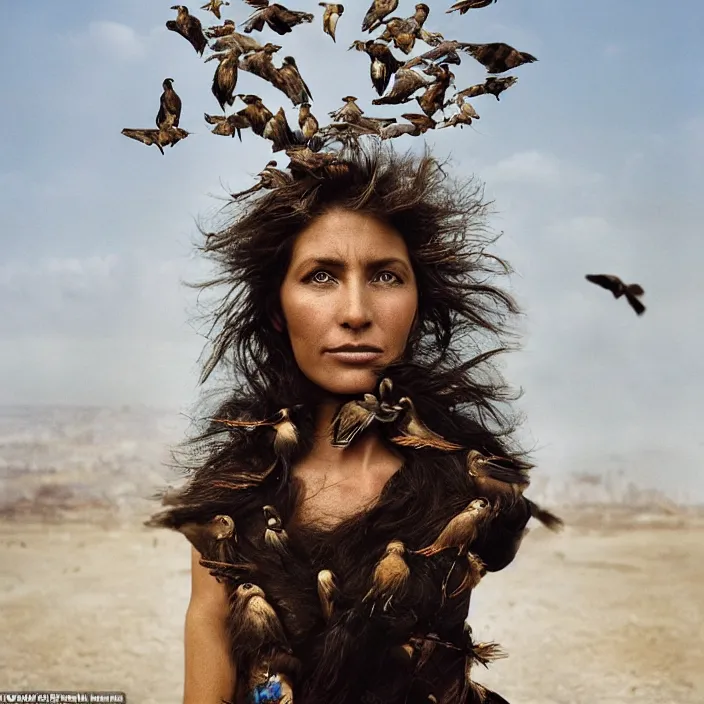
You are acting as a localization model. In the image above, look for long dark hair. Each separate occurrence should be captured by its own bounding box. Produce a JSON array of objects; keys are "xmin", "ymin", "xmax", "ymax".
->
[{"xmin": 163, "ymin": 140, "xmax": 533, "ymax": 491}]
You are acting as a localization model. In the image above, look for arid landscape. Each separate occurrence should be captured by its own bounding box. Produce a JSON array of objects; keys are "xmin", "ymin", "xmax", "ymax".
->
[{"xmin": 1, "ymin": 405, "xmax": 702, "ymax": 704}]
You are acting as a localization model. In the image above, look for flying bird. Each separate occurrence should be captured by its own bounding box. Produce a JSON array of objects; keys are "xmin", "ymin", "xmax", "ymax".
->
[
  {"xmin": 272, "ymin": 56, "xmax": 313, "ymax": 105},
  {"xmin": 236, "ymin": 94, "xmax": 274, "ymax": 135},
  {"xmin": 349, "ymin": 40, "xmax": 404, "ymax": 96},
  {"xmin": 585, "ymin": 274, "xmax": 646, "ymax": 316},
  {"xmin": 328, "ymin": 96, "xmax": 396, "ymax": 133},
  {"xmin": 205, "ymin": 47, "xmax": 242, "ymax": 110},
  {"xmin": 241, "ymin": 0, "xmax": 314, "ymax": 35},
  {"xmin": 298, "ymin": 102, "xmax": 319, "ymax": 139},
  {"xmin": 205, "ymin": 18, "xmax": 236, "ymax": 38},
  {"xmin": 439, "ymin": 100, "xmax": 479, "ymax": 128},
  {"xmin": 378, "ymin": 4, "xmax": 430, "ymax": 55},
  {"xmin": 447, "ymin": 0, "xmax": 497, "ymax": 13},
  {"xmin": 372, "ymin": 61, "xmax": 434, "ymax": 106},
  {"xmin": 464, "ymin": 42, "xmax": 538, "ymax": 73},
  {"xmin": 454, "ymin": 75, "xmax": 517, "ymax": 102},
  {"xmin": 121, "ymin": 127, "xmax": 189, "ymax": 155},
  {"xmin": 416, "ymin": 62, "xmax": 454, "ymax": 117},
  {"xmin": 156, "ymin": 78, "xmax": 182, "ymax": 130},
  {"xmin": 285, "ymin": 145, "xmax": 347, "ymax": 179},
  {"xmin": 204, "ymin": 111, "xmax": 251, "ymax": 139},
  {"xmin": 263, "ymin": 106, "xmax": 298, "ymax": 152},
  {"xmin": 319, "ymin": 3, "xmax": 344, "ymax": 42},
  {"xmin": 238, "ymin": 42, "xmax": 282, "ymax": 84},
  {"xmin": 166, "ymin": 6, "xmax": 208, "ymax": 56},
  {"xmin": 201, "ymin": 0, "xmax": 230, "ymax": 19},
  {"xmin": 362, "ymin": 0, "xmax": 399, "ymax": 33},
  {"xmin": 230, "ymin": 160, "xmax": 292, "ymax": 199}
]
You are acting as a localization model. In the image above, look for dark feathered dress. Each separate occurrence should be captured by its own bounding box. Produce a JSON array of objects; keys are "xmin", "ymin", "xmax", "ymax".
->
[{"xmin": 146, "ymin": 370, "xmax": 556, "ymax": 704}]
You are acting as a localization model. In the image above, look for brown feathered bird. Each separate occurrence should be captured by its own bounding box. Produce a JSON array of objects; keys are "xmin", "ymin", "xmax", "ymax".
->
[
  {"xmin": 213, "ymin": 406, "xmax": 299, "ymax": 455},
  {"xmin": 272, "ymin": 56, "xmax": 313, "ymax": 105},
  {"xmin": 230, "ymin": 160, "xmax": 292, "ymax": 199},
  {"xmin": 379, "ymin": 121, "xmax": 419, "ymax": 139},
  {"xmin": 454, "ymin": 75, "xmax": 517, "ymax": 102},
  {"xmin": 205, "ymin": 18, "xmax": 236, "ymax": 38},
  {"xmin": 231, "ymin": 583, "xmax": 290, "ymax": 651},
  {"xmin": 329, "ymin": 96, "xmax": 397, "ymax": 133},
  {"xmin": 211, "ymin": 31, "xmax": 266, "ymax": 54},
  {"xmin": 263, "ymin": 106, "xmax": 298, "ymax": 152},
  {"xmin": 441, "ymin": 100, "xmax": 479, "ymax": 128},
  {"xmin": 390, "ymin": 395, "xmax": 462, "ymax": 451},
  {"xmin": 447, "ymin": 0, "xmax": 497, "ymax": 13},
  {"xmin": 204, "ymin": 47, "xmax": 242, "ymax": 110},
  {"xmin": 362, "ymin": 540, "xmax": 410, "ymax": 612},
  {"xmin": 166, "ymin": 6, "xmax": 208, "ymax": 55},
  {"xmin": 175, "ymin": 514, "xmax": 237, "ymax": 556},
  {"xmin": 372, "ymin": 62, "xmax": 434, "ymax": 105},
  {"xmin": 262, "ymin": 505, "xmax": 291, "ymax": 555},
  {"xmin": 298, "ymin": 102, "xmax": 319, "ymax": 138},
  {"xmin": 121, "ymin": 127, "xmax": 189, "ymax": 155},
  {"xmin": 204, "ymin": 111, "xmax": 250, "ymax": 139},
  {"xmin": 236, "ymin": 94, "xmax": 275, "ymax": 135},
  {"xmin": 416, "ymin": 62, "xmax": 454, "ymax": 117},
  {"xmin": 156, "ymin": 78, "xmax": 182, "ymax": 130},
  {"xmin": 200, "ymin": 0, "xmax": 230, "ymax": 19},
  {"xmin": 378, "ymin": 4, "xmax": 430, "ymax": 54},
  {"xmin": 465, "ymin": 450, "xmax": 528, "ymax": 500},
  {"xmin": 349, "ymin": 40, "xmax": 404, "ymax": 96},
  {"xmin": 585, "ymin": 274, "xmax": 646, "ymax": 316},
  {"xmin": 464, "ymin": 42, "xmax": 538, "ymax": 73},
  {"xmin": 319, "ymin": 3, "xmax": 344, "ymax": 42},
  {"xmin": 238, "ymin": 42, "xmax": 282, "ymax": 84},
  {"xmin": 317, "ymin": 569, "xmax": 339, "ymax": 621},
  {"xmin": 362, "ymin": 0, "xmax": 399, "ymax": 32},
  {"xmin": 415, "ymin": 498, "xmax": 490, "ymax": 557},
  {"xmin": 242, "ymin": 0, "xmax": 314, "ymax": 35}
]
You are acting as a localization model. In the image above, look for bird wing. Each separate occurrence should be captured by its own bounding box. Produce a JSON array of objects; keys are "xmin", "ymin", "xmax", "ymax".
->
[
  {"xmin": 243, "ymin": 0, "xmax": 270, "ymax": 7},
  {"xmin": 585, "ymin": 274, "xmax": 620, "ymax": 292}
]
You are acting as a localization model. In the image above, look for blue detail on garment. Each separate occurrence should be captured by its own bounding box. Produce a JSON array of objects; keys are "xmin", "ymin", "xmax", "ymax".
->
[{"xmin": 248, "ymin": 675, "xmax": 284, "ymax": 704}]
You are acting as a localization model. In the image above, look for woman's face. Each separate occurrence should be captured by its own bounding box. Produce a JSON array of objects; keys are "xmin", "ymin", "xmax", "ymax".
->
[{"xmin": 279, "ymin": 207, "xmax": 419, "ymax": 396}]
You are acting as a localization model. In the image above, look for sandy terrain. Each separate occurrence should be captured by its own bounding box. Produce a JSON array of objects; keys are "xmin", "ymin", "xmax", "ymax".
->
[{"xmin": 1, "ymin": 509, "xmax": 702, "ymax": 704}]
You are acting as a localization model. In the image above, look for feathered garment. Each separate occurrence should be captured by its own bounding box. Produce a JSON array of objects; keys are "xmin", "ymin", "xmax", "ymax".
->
[{"xmin": 146, "ymin": 370, "xmax": 560, "ymax": 704}]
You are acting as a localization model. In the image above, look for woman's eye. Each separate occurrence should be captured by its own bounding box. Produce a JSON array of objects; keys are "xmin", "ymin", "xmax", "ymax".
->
[
  {"xmin": 312, "ymin": 270, "xmax": 332, "ymax": 283},
  {"xmin": 377, "ymin": 271, "xmax": 400, "ymax": 284}
]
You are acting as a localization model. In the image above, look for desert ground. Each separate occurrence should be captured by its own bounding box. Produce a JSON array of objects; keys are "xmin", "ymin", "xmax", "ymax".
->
[{"xmin": 1, "ymin": 508, "xmax": 703, "ymax": 704}]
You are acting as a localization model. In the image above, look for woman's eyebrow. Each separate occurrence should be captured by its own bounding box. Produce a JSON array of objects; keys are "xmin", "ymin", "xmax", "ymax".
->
[{"xmin": 295, "ymin": 256, "xmax": 411, "ymax": 272}]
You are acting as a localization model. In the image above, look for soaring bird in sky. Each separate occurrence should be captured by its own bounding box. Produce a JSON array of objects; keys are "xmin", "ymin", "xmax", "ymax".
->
[
  {"xmin": 241, "ymin": 0, "xmax": 314, "ymax": 35},
  {"xmin": 204, "ymin": 47, "xmax": 242, "ymax": 110},
  {"xmin": 156, "ymin": 78, "xmax": 182, "ymax": 130},
  {"xmin": 447, "ymin": 0, "xmax": 497, "ymax": 13},
  {"xmin": 200, "ymin": 0, "xmax": 230, "ymax": 19},
  {"xmin": 585, "ymin": 274, "xmax": 646, "ymax": 316},
  {"xmin": 166, "ymin": 6, "xmax": 208, "ymax": 55},
  {"xmin": 463, "ymin": 42, "xmax": 538, "ymax": 73},
  {"xmin": 319, "ymin": 3, "xmax": 344, "ymax": 42},
  {"xmin": 362, "ymin": 0, "xmax": 399, "ymax": 33},
  {"xmin": 121, "ymin": 127, "xmax": 190, "ymax": 155},
  {"xmin": 349, "ymin": 40, "xmax": 404, "ymax": 96}
]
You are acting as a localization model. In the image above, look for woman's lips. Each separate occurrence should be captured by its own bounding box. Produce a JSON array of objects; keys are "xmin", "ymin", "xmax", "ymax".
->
[{"xmin": 325, "ymin": 350, "xmax": 383, "ymax": 364}]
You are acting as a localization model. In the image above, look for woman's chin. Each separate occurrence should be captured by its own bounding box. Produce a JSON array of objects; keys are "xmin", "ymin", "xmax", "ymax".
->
[{"xmin": 315, "ymin": 369, "xmax": 379, "ymax": 396}]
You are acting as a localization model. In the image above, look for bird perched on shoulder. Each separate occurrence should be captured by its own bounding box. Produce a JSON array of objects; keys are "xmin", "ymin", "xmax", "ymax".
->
[
  {"xmin": 319, "ymin": 3, "xmax": 344, "ymax": 42},
  {"xmin": 166, "ymin": 6, "xmax": 208, "ymax": 55},
  {"xmin": 585, "ymin": 274, "xmax": 646, "ymax": 316},
  {"xmin": 242, "ymin": 0, "xmax": 314, "ymax": 35},
  {"xmin": 464, "ymin": 42, "xmax": 538, "ymax": 73},
  {"xmin": 362, "ymin": 540, "xmax": 410, "ymax": 612},
  {"xmin": 156, "ymin": 78, "xmax": 182, "ymax": 130},
  {"xmin": 447, "ymin": 0, "xmax": 497, "ymax": 13},
  {"xmin": 362, "ymin": 0, "xmax": 398, "ymax": 33},
  {"xmin": 349, "ymin": 40, "xmax": 404, "ymax": 96},
  {"xmin": 415, "ymin": 498, "xmax": 490, "ymax": 557},
  {"xmin": 200, "ymin": 0, "xmax": 230, "ymax": 19}
]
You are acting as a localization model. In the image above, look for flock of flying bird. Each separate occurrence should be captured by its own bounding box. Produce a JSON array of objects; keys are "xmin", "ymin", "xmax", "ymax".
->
[{"xmin": 120, "ymin": 0, "xmax": 646, "ymax": 316}]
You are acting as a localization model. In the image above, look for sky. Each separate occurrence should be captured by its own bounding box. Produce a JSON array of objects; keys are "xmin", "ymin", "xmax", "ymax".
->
[{"xmin": 1, "ymin": 0, "xmax": 703, "ymax": 499}]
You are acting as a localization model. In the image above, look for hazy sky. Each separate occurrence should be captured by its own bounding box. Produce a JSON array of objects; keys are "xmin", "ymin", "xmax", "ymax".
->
[{"xmin": 1, "ymin": 1, "xmax": 702, "ymax": 498}]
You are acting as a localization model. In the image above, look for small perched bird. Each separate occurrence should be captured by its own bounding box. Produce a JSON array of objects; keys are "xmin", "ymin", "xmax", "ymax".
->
[
  {"xmin": 236, "ymin": 94, "xmax": 275, "ymax": 135},
  {"xmin": 213, "ymin": 406, "xmax": 299, "ymax": 456},
  {"xmin": 390, "ymin": 395, "xmax": 462, "ymax": 451},
  {"xmin": 317, "ymin": 569, "xmax": 339, "ymax": 621},
  {"xmin": 205, "ymin": 18, "xmax": 236, "ymax": 38},
  {"xmin": 230, "ymin": 160, "xmax": 292, "ymax": 199},
  {"xmin": 362, "ymin": 540, "xmax": 410, "ymax": 612},
  {"xmin": 465, "ymin": 450, "xmax": 528, "ymax": 500},
  {"xmin": 272, "ymin": 56, "xmax": 313, "ymax": 105},
  {"xmin": 372, "ymin": 63, "xmax": 434, "ymax": 105},
  {"xmin": 200, "ymin": 0, "xmax": 230, "ymax": 19},
  {"xmin": 242, "ymin": 0, "xmax": 314, "ymax": 35},
  {"xmin": 156, "ymin": 78, "xmax": 182, "ymax": 130},
  {"xmin": 447, "ymin": 0, "xmax": 497, "ymax": 13},
  {"xmin": 319, "ymin": 3, "xmax": 344, "ymax": 42},
  {"xmin": 231, "ymin": 582, "xmax": 290, "ymax": 651},
  {"xmin": 349, "ymin": 40, "xmax": 404, "ymax": 96},
  {"xmin": 166, "ymin": 6, "xmax": 208, "ymax": 56},
  {"xmin": 415, "ymin": 498, "xmax": 490, "ymax": 557},
  {"xmin": 238, "ymin": 42, "xmax": 282, "ymax": 85},
  {"xmin": 263, "ymin": 505, "xmax": 291, "ymax": 555},
  {"xmin": 121, "ymin": 127, "xmax": 189, "ymax": 155},
  {"xmin": 330, "ymin": 393, "xmax": 385, "ymax": 447},
  {"xmin": 585, "ymin": 274, "xmax": 646, "ymax": 316},
  {"xmin": 205, "ymin": 47, "xmax": 242, "ymax": 110},
  {"xmin": 175, "ymin": 514, "xmax": 237, "ymax": 556},
  {"xmin": 204, "ymin": 111, "xmax": 250, "ymax": 139},
  {"xmin": 298, "ymin": 102, "xmax": 319, "ymax": 138},
  {"xmin": 454, "ymin": 75, "xmax": 517, "ymax": 102},
  {"xmin": 439, "ymin": 100, "xmax": 479, "ymax": 128},
  {"xmin": 362, "ymin": 0, "xmax": 399, "ymax": 33},
  {"xmin": 464, "ymin": 42, "xmax": 538, "ymax": 73}
]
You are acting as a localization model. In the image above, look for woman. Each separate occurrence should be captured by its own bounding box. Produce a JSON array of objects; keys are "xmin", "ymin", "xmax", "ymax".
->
[{"xmin": 146, "ymin": 141, "xmax": 559, "ymax": 704}]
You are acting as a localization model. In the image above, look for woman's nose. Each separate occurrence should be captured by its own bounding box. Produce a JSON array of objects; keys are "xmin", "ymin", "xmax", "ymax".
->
[{"xmin": 338, "ymin": 282, "xmax": 372, "ymax": 329}]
